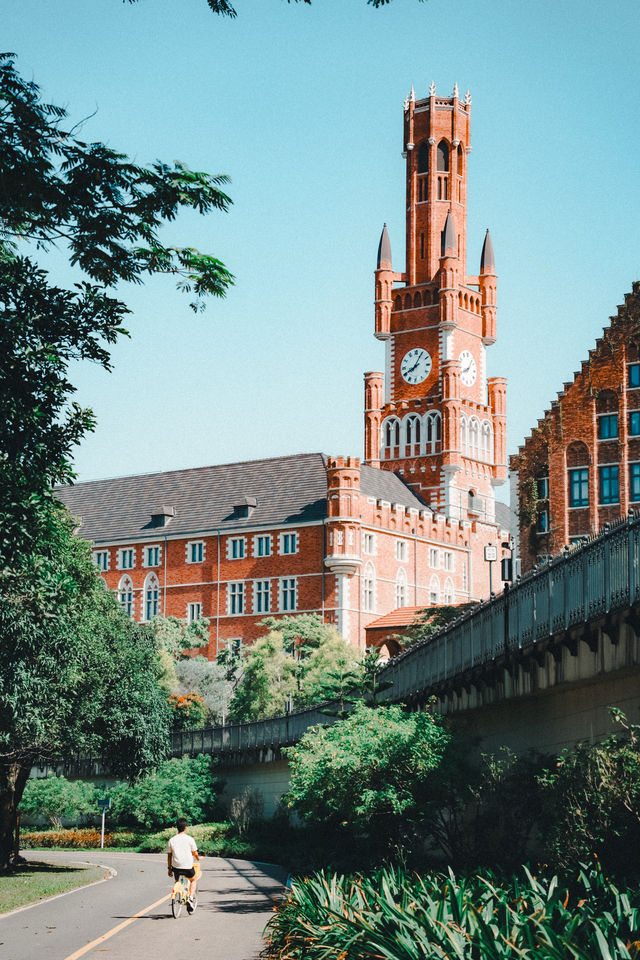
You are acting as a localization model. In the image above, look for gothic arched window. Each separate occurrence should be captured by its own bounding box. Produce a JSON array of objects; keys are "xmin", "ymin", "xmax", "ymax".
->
[
  {"xmin": 405, "ymin": 414, "xmax": 421, "ymax": 448},
  {"xmin": 443, "ymin": 577, "xmax": 455, "ymax": 604},
  {"xmin": 469, "ymin": 417, "xmax": 480, "ymax": 458},
  {"xmin": 437, "ymin": 140, "xmax": 449, "ymax": 172},
  {"xmin": 363, "ymin": 562, "xmax": 376, "ymax": 613},
  {"xmin": 144, "ymin": 572, "xmax": 160, "ymax": 621},
  {"xmin": 417, "ymin": 141, "xmax": 429, "ymax": 174},
  {"xmin": 481, "ymin": 421, "xmax": 493, "ymax": 462},
  {"xmin": 118, "ymin": 575, "xmax": 134, "ymax": 618},
  {"xmin": 425, "ymin": 411, "xmax": 442, "ymax": 454},
  {"xmin": 457, "ymin": 144, "xmax": 463, "ymax": 175},
  {"xmin": 383, "ymin": 417, "xmax": 400, "ymax": 452},
  {"xmin": 429, "ymin": 575, "xmax": 440, "ymax": 605}
]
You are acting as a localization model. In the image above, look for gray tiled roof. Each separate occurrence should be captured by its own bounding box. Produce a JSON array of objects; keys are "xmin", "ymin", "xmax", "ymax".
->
[{"xmin": 56, "ymin": 453, "xmax": 429, "ymax": 545}]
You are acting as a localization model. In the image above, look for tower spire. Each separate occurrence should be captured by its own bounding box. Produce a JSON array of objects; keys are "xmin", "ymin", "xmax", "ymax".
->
[
  {"xmin": 480, "ymin": 228, "xmax": 495, "ymax": 274},
  {"xmin": 377, "ymin": 223, "xmax": 392, "ymax": 269},
  {"xmin": 441, "ymin": 211, "xmax": 457, "ymax": 257}
]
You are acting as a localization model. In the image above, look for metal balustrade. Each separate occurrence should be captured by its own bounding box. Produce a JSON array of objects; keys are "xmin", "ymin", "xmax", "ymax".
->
[{"xmin": 171, "ymin": 513, "xmax": 640, "ymax": 759}]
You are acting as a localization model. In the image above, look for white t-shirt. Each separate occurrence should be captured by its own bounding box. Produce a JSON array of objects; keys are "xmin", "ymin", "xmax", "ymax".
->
[{"xmin": 167, "ymin": 832, "xmax": 198, "ymax": 869}]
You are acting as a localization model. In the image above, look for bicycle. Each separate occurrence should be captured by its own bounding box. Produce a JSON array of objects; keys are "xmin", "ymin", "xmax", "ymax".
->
[{"xmin": 170, "ymin": 863, "xmax": 200, "ymax": 918}]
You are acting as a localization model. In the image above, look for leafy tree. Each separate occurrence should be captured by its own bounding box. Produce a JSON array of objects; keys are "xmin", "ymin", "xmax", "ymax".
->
[
  {"xmin": 229, "ymin": 619, "xmax": 364, "ymax": 721},
  {"xmin": 230, "ymin": 632, "xmax": 299, "ymax": 722},
  {"xmin": 109, "ymin": 755, "xmax": 218, "ymax": 831},
  {"xmin": 284, "ymin": 703, "xmax": 449, "ymax": 839},
  {"xmin": 0, "ymin": 52, "xmax": 233, "ymax": 567},
  {"xmin": 173, "ymin": 656, "xmax": 234, "ymax": 724},
  {"xmin": 0, "ymin": 502, "xmax": 171, "ymax": 870},
  {"xmin": 145, "ymin": 616, "xmax": 210, "ymax": 660},
  {"xmin": 19, "ymin": 776, "xmax": 98, "ymax": 829},
  {"xmin": 168, "ymin": 692, "xmax": 208, "ymax": 730}
]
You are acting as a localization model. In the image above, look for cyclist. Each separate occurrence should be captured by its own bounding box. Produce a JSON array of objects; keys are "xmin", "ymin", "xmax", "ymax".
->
[{"xmin": 167, "ymin": 817, "xmax": 200, "ymax": 912}]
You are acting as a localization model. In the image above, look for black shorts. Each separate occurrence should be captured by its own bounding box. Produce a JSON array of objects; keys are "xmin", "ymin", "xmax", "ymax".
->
[{"xmin": 172, "ymin": 867, "xmax": 195, "ymax": 880}]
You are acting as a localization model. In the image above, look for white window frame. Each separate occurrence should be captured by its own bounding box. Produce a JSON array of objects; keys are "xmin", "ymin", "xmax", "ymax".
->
[
  {"xmin": 143, "ymin": 572, "xmax": 160, "ymax": 621},
  {"xmin": 396, "ymin": 540, "xmax": 408, "ymax": 562},
  {"xmin": 117, "ymin": 547, "xmax": 136, "ymax": 570},
  {"xmin": 93, "ymin": 550, "xmax": 110, "ymax": 572},
  {"xmin": 254, "ymin": 579, "xmax": 271, "ymax": 614},
  {"xmin": 443, "ymin": 576, "xmax": 455, "ymax": 605},
  {"xmin": 228, "ymin": 581, "xmax": 244, "ymax": 616},
  {"xmin": 279, "ymin": 532, "xmax": 298, "ymax": 555},
  {"xmin": 429, "ymin": 547, "xmax": 439, "ymax": 568},
  {"xmin": 443, "ymin": 551, "xmax": 454, "ymax": 571},
  {"xmin": 363, "ymin": 532, "xmax": 376, "ymax": 555},
  {"xmin": 187, "ymin": 602, "xmax": 202, "ymax": 623},
  {"xmin": 253, "ymin": 535, "xmax": 272, "ymax": 557},
  {"xmin": 362, "ymin": 561, "xmax": 376, "ymax": 613},
  {"xmin": 279, "ymin": 577, "xmax": 297, "ymax": 612},
  {"xmin": 118, "ymin": 574, "xmax": 134, "ymax": 617},
  {"xmin": 395, "ymin": 568, "xmax": 408, "ymax": 608},
  {"xmin": 143, "ymin": 544, "xmax": 161, "ymax": 568},
  {"xmin": 186, "ymin": 540, "xmax": 205, "ymax": 564},
  {"xmin": 429, "ymin": 575, "xmax": 440, "ymax": 605},
  {"xmin": 228, "ymin": 536, "xmax": 246, "ymax": 560}
]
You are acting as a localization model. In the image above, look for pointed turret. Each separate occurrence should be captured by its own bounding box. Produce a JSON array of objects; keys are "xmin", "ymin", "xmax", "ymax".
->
[
  {"xmin": 480, "ymin": 228, "xmax": 495, "ymax": 274},
  {"xmin": 440, "ymin": 211, "xmax": 457, "ymax": 258},
  {"xmin": 377, "ymin": 223, "xmax": 392, "ymax": 269}
]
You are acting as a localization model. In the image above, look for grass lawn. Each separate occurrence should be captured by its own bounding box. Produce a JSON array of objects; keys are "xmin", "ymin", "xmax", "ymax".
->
[{"xmin": 0, "ymin": 860, "xmax": 108, "ymax": 914}]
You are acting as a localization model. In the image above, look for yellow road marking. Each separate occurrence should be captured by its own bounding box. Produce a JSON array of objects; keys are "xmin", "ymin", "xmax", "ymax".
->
[{"xmin": 63, "ymin": 892, "xmax": 170, "ymax": 960}]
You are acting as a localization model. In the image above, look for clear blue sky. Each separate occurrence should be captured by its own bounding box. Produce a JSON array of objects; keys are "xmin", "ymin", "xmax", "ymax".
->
[{"xmin": 5, "ymin": 0, "xmax": 640, "ymax": 503}]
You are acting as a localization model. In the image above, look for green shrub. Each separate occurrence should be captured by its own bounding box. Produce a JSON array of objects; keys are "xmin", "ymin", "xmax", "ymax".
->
[
  {"xmin": 109, "ymin": 754, "xmax": 219, "ymax": 831},
  {"xmin": 266, "ymin": 862, "xmax": 640, "ymax": 960},
  {"xmin": 538, "ymin": 708, "xmax": 640, "ymax": 876},
  {"xmin": 137, "ymin": 821, "xmax": 232, "ymax": 853},
  {"xmin": 284, "ymin": 703, "xmax": 449, "ymax": 842}
]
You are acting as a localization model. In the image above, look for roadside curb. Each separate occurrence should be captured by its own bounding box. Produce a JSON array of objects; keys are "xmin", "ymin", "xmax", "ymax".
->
[{"xmin": 0, "ymin": 860, "xmax": 117, "ymax": 919}]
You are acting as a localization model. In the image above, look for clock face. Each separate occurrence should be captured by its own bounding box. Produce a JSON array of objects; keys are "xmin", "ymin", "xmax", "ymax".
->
[
  {"xmin": 400, "ymin": 348, "xmax": 432, "ymax": 385},
  {"xmin": 459, "ymin": 350, "xmax": 477, "ymax": 387}
]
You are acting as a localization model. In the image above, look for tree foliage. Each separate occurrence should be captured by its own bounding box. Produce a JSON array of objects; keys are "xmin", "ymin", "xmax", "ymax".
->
[
  {"xmin": 284, "ymin": 703, "xmax": 449, "ymax": 837},
  {"xmin": 0, "ymin": 502, "xmax": 171, "ymax": 869},
  {"xmin": 109, "ymin": 755, "xmax": 219, "ymax": 830},
  {"xmin": 168, "ymin": 692, "xmax": 209, "ymax": 730},
  {"xmin": 19, "ymin": 776, "xmax": 98, "ymax": 829},
  {"xmin": 0, "ymin": 52, "xmax": 233, "ymax": 566},
  {"xmin": 229, "ymin": 617, "xmax": 363, "ymax": 721}
]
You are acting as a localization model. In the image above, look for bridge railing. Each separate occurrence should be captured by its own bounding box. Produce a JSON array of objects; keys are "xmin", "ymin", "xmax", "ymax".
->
[{"xmin": 172, "ymin": 512, "xmax": 640, "ymax": 758}]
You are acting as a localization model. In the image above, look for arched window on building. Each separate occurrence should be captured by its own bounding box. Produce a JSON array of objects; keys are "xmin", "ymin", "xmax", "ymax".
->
[
  {"xmin": 395, "ymin": 567, "xmax": 408, "ymax": 608},
  {"xmin": 405, "ymin": 414, "xmax": 421, "ymax": 450},
  {"xmin": 429, "ymin": 575, "xmax": 440, "ymax": 605},
  {"xmin": 437, "ymin": 140, "xmax": 449, "ymax": 171},
  {"xmin": 457, "ymin": 143, "xmax": 463, "ymax": 175},
  {"xmin": 481, "ymin": 420, "xmax": 493, "ymax": 462},
  {"xmin": 118, "ymin": 575, "xmax": 134, "ymax": 618},
  {"xmin": 382, "ymin": 417, "xmax": 400, "ymax": 454},
  {"xmin": 425, "ymin": 411, "xmax": 442, "ymax": 454},
  {"xmin": 417, "ymin": 141, "xmax": 429, "ymax": 174},
  {"xmin": 567, "ymin": 440, "xmax": 590, "ymax": 508},
  {"xmin": 422, "ymin": 289, "xmax": 432, "ymax": 306},
  {"xmin": 443, "ymin": 577, "xmax": 455, "ymax": 604},
  {"xmin": 460, "ymin": 414, "xmax": 468, "ymax": 454},
  {"xmin": 394, "ymin": 294, "xmax": 402, "ymax": 310},
  {"xmin": 144, "ymin": 572, "xmax": 160, "ymax": 621},
  {"xmin": 362, "ymin": 562, "xmax": 376, "ymax": 613},
  {"xmin": 468, "ymin": 417, "xmax": 480, "ymax": 459}
]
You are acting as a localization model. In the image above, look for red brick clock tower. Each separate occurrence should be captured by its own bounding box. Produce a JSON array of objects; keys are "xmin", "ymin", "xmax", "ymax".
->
[{"xmin": 364, "ymin": 83, "xmax": 507, "ymax": 523}]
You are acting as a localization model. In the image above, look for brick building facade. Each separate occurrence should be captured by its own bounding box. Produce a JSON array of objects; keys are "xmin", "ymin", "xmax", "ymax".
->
[
  {"xmin": 511, "ymin": 282, "xmax": 640, "ymax": 573},
  {"xmin": 57, "ymin": 85, "xmax": 510, "ymax": 653}
]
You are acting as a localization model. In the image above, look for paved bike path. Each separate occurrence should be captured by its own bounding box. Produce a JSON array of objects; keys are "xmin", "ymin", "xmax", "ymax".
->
[{"xmin": 0, "ymin": 851, "xmax": 287, "ymax": 960}]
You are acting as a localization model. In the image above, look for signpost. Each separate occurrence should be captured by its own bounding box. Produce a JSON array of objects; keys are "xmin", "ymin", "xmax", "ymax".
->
[
  {"xmin": 484, "ymin": 543, "xmax": 498, "ymax": 595},
  {"xmin": 98, "ymin": 797, "xmax": 111, "ymax": 849}
]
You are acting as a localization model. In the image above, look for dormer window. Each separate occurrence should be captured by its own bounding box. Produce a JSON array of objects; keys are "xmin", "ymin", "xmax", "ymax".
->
[
  {"xmin": 233, "ymin": 496, "xmax": 257, "ymax": 519},
  {"xmin": 150, "ymin": 505, "xmax": 174, "ymax": 528}
]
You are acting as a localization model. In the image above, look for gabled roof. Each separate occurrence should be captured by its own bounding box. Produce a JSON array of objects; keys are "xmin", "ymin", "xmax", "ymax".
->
[{"xmin": 56, "ymin": 453, "xmax": 429, "ymax": 545}]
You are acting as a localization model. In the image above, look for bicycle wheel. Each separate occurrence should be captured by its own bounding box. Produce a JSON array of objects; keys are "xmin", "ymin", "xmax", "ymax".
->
[{"xmin": 171, "ymin": 888, "xmax": 184, "ymax": 919}]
